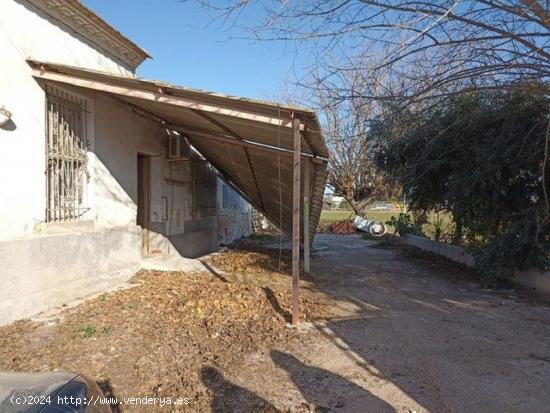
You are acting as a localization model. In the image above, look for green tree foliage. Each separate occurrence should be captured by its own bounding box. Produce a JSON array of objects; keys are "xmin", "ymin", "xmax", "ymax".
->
[
  {"xmin": 373, "ymin": 86, "xmax": 549, "ymax": 285},
  {"xmin": 386, "ymin": 213, "xmax": 425, "ymax": 237}
]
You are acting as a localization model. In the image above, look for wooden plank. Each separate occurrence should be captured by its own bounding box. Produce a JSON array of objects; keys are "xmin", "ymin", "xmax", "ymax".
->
[
  {"xmin": 33, "ymin": 68, "xmax": 305, "ymax": 130},
  {"xmin": 304, "ymin": 159, "xmax": 311, "ymax": 273},
  {"xmin": 292, "ymin": 117, "xmax": 301, "ymax": 325}
]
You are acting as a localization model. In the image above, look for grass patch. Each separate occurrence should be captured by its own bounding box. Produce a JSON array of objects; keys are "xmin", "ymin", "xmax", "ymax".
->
[
  {"xmin": 77, "ymin": 324, "xmax": 96, "ymax": 338},
  {"xmin": 319, "ymin": 210, "xmax": 355, "ymax": 225}
]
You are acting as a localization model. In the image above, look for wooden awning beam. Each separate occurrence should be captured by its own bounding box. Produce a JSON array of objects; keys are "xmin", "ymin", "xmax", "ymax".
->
[{"xmin": 32, "ymin": 66, "xmax": 305, "ymax": 130}]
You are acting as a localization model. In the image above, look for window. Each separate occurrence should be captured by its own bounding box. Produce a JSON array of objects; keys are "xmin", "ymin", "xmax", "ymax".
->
[
  {"xmin": 192, "ymin": 158, "xmax": 217, "ymax": 214},
  {"xmin": 45, "ymin": 85, "xmax": 89, "ymax": 222}
]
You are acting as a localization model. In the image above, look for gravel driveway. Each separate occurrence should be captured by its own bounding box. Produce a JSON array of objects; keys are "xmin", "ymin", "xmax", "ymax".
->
[{"xmin": 1, "ymin": 234, "xmax": 549, "ymax": 412}]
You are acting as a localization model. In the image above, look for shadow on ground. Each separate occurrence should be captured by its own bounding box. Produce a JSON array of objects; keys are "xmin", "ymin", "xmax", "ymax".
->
[
  {"xmin": 271, "ymin": 350, "xmax": 394, "ymax": 412},
  {"xmin": 96, "ymin": 378, "xmax": 121, "ymax": 413},
  {"xmin": 200, "ymin": 367, "xmax": 278, "ymax": 412},
  {"xmin": 263, "ymin": 287, "xmax": 291, "ymax": 323},
  {"xmin": 223, "ymin": 234, "xmax": 550, "ymax": 412}
]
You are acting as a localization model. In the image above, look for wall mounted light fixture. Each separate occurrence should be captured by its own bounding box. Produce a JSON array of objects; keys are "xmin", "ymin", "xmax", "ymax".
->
[{"xmin": 0, "ymin": 106, "xmax": 12, "ymax": 127}]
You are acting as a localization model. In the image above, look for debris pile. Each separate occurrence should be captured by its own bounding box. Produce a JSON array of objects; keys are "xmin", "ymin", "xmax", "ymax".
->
[
  {"xmin": 0, "ymin": 250, "xmax": 331, "ymax": 412},
  {"xmin": 327, "ymin": 220, "xmax": 355, "ymax": 234},
  {"xmin": 206, "ymin": 246, "xmax": 330, "ymax": 321},
  {"xmin": 352, "ymin": 215, "xmax": 387, "ymax": 236}
]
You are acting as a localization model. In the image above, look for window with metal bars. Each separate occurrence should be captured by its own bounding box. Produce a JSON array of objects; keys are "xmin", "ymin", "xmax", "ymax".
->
[{"xmin": 45, "ymin": 85, "xmax": 89, "ymax": 222}]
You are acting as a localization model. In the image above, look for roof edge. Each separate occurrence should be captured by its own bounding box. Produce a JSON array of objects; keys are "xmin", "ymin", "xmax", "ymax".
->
[
  {"xmin": 26, "ymin": 0, "xmax": 150, "ymax": 71},
  {"xmin": 29, "ymin": 59, "xmax": 329, "ymax": 158}
]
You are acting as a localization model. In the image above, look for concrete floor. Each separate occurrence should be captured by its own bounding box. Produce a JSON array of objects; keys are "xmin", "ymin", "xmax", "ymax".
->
[{"xmin": 141, "ymin": 254, "xmax": 206, "ymax": 272}]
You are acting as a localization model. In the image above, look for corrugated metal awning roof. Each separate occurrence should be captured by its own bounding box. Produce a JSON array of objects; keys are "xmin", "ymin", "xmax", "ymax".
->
[{"xmin": 29, "ymin": 61, "xmax": 328, "ymax": 239}]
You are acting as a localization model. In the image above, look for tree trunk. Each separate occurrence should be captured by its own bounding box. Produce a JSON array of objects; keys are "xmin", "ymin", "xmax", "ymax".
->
[
  {"xmin": 350, "ymin": 200, "xmax": 361, "ymax": 215},
  {"xmin": 348, "ymin": 197, "xmax": 371, "ymax": 218}
]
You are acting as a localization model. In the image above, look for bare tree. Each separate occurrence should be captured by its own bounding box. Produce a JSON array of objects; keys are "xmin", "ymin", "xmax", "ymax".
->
[
  {"xmin": 310, "ymin": 68, "xmax": 399, "ymax": 214},
  {"xmin": 195, "ymin": 0, "xmax": 550, "ymax": 102},
  {"xmin": 195, "ymin": 0, "xmax": 550, "ymax": 219}
]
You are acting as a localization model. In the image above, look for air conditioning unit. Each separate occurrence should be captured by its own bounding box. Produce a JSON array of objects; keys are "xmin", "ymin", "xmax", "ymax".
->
[{"xmin": 167, "ymin": 134, "xmax": 191, "ymax": 160}]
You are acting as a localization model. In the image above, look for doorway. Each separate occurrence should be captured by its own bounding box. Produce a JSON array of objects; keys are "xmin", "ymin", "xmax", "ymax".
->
[{"xmin": 137, "ymin": 154, "xmax": 151, "ymax": 255}]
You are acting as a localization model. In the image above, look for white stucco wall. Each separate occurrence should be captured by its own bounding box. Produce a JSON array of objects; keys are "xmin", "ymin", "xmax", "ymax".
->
[
  {"xmin": 0, "ymin": 83, "xmax": 168, "ymax": 325},
  {"xmin": 0, "ymin": 0, "xmax": 162, "ymax": 325},
  {"xmin": 217, "ymin": 180, "xmax": 252, "ymax": 244},
  {"xmin": 0, "ymin": 226, "xmax": 142, "ymax": 325},
  {"xmin": 88, "ymin": 92, "xmax": 163, "ymax": 228},
  {"xmin": 0, "ymin": 24, "xmax": 46, "ymax": 240},
  {"xmin": 0, "ymin": 0, "xmax": 135, "ymax": 241},
  {"xmin": 0, "ymin": 0, "xmax": 253, "ymax": 324},
  {"xmin": 0, "ymin": 0, "xmax": 134, "ymax": 75}
]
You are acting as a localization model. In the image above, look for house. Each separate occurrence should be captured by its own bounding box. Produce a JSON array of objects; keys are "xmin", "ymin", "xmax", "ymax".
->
[
  {"xmin": 0, "ymin": 0, "xmax": 328, "ymax": 325},
  {"xmin": 323, "ymin": 195, "xmax": 346, "ymax": 210}
]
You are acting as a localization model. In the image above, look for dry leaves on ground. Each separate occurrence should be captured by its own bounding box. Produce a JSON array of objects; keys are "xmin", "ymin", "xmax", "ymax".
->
[{"xmin": 0, "ymin": 247, "xmax": 332, "ymax": 412}]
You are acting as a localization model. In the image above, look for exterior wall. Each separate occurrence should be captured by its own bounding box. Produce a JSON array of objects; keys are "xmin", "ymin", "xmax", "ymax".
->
[
  {"xmin": 0, "ymin": 226, "xmax": 141, "ymax": 325},
  {"xmin": 0, "ymin": 84, "xmax": 163, "ymax": 325},
  {"xmin": 0, "ymin": 78, "xmax": 164, "ymax": 237},
  {"xmin": 0, "ymin": 0, "xmax": 152, "ymax": 325},
  {"xmin": 148, "ymin": 162, "xmax": 251, "ymax": 258},
  {"xmin": 0, "ymin": 0, "xmax": 134, "ymax": 75},
  {"xmin": 0, "ymin": 0, "xmax": 252, "ymax": 324},
  {"xmin": 217, "ymin": 180, "xmax": 252, "ymax": 245},
  {"xmin": 147, "ymin": 154, "xmax": 221, "ymax": 258},
  {"xmin": 88, "ymin": 92, "xmax": 163, "ymax": 229},
  {"xmin": 400, "ymin": 234, "xmax": 475, "ymax": 267},
  {"xmin": 0, "ymin": 0, "xmax": 134, "ymax": 241},
  {"xmin": 513, "ymin": 269, "xmax": 550, "ymax": 296},
  {"xmin": 401, "ymin": 234, "xmax": 550, "ymax": 296},
  {"xmin": 167, "ymin": 216, "xmax": 218, "ymax": 258},
  {"xmin": 0, "ymin": 82, "xmax": 253, "ymax": 323},
  {"xmin": 0, "ymin": 27, "xmax": 46, "ymax": 240}
]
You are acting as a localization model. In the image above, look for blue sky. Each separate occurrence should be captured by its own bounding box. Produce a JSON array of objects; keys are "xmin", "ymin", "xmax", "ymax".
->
[{"xmin": 83, "ymin": 1, "xmax": 300, "ymax": 100}]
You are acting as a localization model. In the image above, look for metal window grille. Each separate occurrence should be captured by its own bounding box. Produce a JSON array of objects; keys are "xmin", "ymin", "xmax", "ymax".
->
[{"xmin": 45, "ymin": 85, "xmax": 89, "ymax": 222}]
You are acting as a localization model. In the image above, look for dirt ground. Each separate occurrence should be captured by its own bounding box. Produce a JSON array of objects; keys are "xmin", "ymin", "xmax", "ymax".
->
[{"xmin": 2, "ymin": 234, "xmax": 550, "ymax": 412}]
